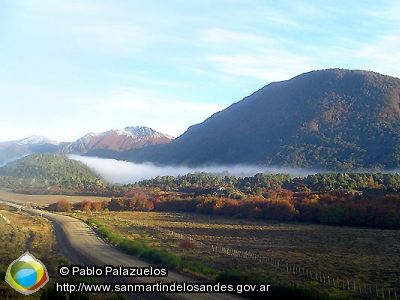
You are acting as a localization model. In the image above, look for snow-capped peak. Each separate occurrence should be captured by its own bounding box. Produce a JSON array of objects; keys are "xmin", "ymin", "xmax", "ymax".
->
[
  {"xmin": 105, "ymin": 126, "xmax": 174, "ymax": 139},
  {"xmin": 17, "ymin": 135, "xmax": 59, "ymax": 145}
]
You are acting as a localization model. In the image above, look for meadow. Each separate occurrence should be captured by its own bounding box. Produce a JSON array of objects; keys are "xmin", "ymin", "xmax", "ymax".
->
[
  {"xmin": 79, "ymin": 210, "xmax": 400, "ymax": 299},
  {"xmin": 0, "ymin": 189, "xmax": 108, "ymax": 206},
  {"xmin": 0, "ymin": 206, "xmax": 66, "ymax": 299},
  {"xmin": 2, "ymin": 189, "xmax": 399, "ymax": 299}
]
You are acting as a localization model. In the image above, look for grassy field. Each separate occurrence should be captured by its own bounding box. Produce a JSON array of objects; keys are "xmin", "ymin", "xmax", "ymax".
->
[
  {"xmin": 79, "ymin": 210, "xmax": 400, "ymax": 299},
  {"xmin": 0, "ymin": 189, "xmax": 108, "ymax": 206},
  {"xmin": 2, "ymin": 189, "xmax": 399, "ymax": 299},
  {"xmin": 0, "ymin": 207, "xmax": 66, "ymax": 299}
]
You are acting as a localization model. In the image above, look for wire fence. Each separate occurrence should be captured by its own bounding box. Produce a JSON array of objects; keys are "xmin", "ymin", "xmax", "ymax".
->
[{"xmin": 96, "ymin": 214, "xmax": 398, "ymax": 299}]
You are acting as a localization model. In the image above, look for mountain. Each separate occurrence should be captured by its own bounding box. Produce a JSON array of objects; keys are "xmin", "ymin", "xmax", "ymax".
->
[
  {"xmin": 119, "ymin": 69, "xmax": 400, "ymax": 171},
  {"xmin": 0, "ymin": 126, "xmax": 173, "ymax": 164},
  {"xmin": 0, "ymin": 135, "xmax": 64, "ymax": 165},
  {"xmin": 57, "ymin": 126, "xmax": 173, "ymax": 155}
]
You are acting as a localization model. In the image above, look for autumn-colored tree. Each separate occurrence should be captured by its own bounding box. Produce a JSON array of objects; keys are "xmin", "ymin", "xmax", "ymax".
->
[
  {"xmin": 125, "ymin": 197, "xmax": 136, "ymax": 211},
  {"xmin": 82, "ymin": 200, "xmax": 92, "ymax": 212},
  {"xmin": 195, "ymin": 196, "xmax": 217, "ymax": 214},
  {"xmin": 56, "ymin": 199, "xmax": 72, "ymax": 212},
  {"xmin": 101, "ymin": 200, "xmax": 109, "ymax": 210},
  {"xmin": 91, "ymin": 201, "xmax": 102, "ymax": 211},
  {"xmin": 134, "ymin": 196, "xmax": 148, "ymax": 211},
  {"xmin": 270, "ymin": 200, "xmax": 299, "ymax": 221},
  {"xmin": 221, "ymin": 199, "xmax": 239, "ymax": 216},
  {"xmin": 145, "ymin": 200, "xmax": 154, "ymax": 211}
]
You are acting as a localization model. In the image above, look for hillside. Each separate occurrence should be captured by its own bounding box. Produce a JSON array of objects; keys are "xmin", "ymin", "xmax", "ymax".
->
[
  {"xmin": 120, "ymin": 69, "xmax": 400, "ymax": 171},
  {"xmin": 0, "ymin": 154, "xmax": 104, "ymax": 190}
]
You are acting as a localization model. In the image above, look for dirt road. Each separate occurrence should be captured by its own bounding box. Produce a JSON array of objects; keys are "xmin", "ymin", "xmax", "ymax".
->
[{"xmin": 4, "ymin": 201, "xmax": 243, "ymax": 300}]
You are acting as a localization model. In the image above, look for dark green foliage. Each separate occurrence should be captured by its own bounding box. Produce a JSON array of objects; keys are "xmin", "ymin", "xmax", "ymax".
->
[
  {"xmin": 121, "ymin": 69, "xmax": 400, "ymax": 171},
  {"xmin": 135, "ymin": 172, "xmax": 291, "ymax": 197},
  {"xmin": 0, "ymin": 154, "xmax": 104, "ymax": 190},
  {"xmin": 286, "ymin": 172, "xmax": 400, "ymax": 192}
]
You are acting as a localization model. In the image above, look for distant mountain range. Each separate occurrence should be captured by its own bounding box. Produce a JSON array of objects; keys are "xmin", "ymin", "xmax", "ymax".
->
[
  {"xmin": 0, "ymin": 126, "xmax": 173, "ymax": 165},
  {"xmin": 2, "ymin": 69, "xmax": 400, "ymax": 171},
  {"xmin": 58, "ymin": 126, "xmax": 174, "ymax": 155}
]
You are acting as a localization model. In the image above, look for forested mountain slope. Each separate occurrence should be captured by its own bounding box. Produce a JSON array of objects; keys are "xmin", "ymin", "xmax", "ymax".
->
[{"xmin": 121, "ymin": 69, "xmax": 400, "ymax": 171}]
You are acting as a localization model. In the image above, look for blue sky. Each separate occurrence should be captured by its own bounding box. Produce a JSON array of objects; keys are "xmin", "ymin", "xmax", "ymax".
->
[{"xmin": 1, "ymin": 0, "xmax": 400, "ymax": 142}]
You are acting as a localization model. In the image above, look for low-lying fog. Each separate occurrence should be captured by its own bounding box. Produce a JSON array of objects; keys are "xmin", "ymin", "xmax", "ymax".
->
[{"xmin": 69, "ymin": 155, "xmax": 320, "ymax": 184}]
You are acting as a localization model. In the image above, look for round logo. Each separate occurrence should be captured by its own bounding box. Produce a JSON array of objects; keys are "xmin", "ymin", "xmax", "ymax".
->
[{"xmin": 5, "ymin": 252, "xmax": 49, "ymax": 295}]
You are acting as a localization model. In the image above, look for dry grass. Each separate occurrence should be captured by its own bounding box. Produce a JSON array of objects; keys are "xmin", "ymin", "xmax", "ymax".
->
[
  {"xmin": 0, "ymin": 189, "xmax": 108, "ymax": 206},
  {"xmin": 81, "ymin": 211, "xmax": 400, "ymax": 291},
  {"xmin": 0, "ymin": 208, "xmax": 67, "ymax": 299},
  {"xmin": 0, "ymin": 201, "xmax": 122, "ymax": 300}
]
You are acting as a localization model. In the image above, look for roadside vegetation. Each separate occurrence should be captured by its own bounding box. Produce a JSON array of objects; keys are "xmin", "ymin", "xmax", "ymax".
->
[
  {"xmin": 70, "ymin": 209, "xmax": 398, "ymax": 299},
  {"xmin": 0, "ymin": 205, "xmax": 64, "ymax": 299},
  {"xmin": 84, "ymin": 216, "xmax": 346, "ymax": 300},
  {"xmin": 0, "ymin": 204, "xmax": 126, "ymax": 300}
]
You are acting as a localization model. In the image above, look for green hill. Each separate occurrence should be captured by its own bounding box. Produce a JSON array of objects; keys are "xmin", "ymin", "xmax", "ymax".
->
[{"xmin": 0, "ymin": 154, "xmax": 104, "ymax": 190}]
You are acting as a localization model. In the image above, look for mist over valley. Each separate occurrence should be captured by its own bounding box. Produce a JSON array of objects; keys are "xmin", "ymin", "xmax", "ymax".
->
[{"xmin": 68, "ymin": 155, "xmax": 320, "ymax": 184}]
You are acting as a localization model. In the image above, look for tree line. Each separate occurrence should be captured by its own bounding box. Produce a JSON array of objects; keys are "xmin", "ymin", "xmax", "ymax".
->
[{"xmin": 46, "ymin": 172, "xmax": 400, "ymax": 229}]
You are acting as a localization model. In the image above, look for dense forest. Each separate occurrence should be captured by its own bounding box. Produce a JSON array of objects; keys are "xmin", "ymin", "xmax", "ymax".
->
[
  {"xmin": 46, "ymin": 171, "xmax": 400, "ymax": 229},
  {"xmin": 0, "ymin": 154, "xmax": 105, "ymax": 192},
  {"xmin": 1, "ymin": 154, "xmax": 399, "ymax": 228}
]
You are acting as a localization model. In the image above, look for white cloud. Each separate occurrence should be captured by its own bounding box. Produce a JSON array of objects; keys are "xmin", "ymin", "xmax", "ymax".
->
[
  {"xmin": 82, "ymin": 24, "xmax": 154, "ymax": 51},
  {"xmin": 199, "ymin": 28, "xmax": 275, "ymax": 45},
  {"xmin": 204, "ymin": 51, "xmax": 318, "ymax": 83},
  {"xmin": 54, "ymin": 86, "xmax": 225, "ymax": 139}
]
